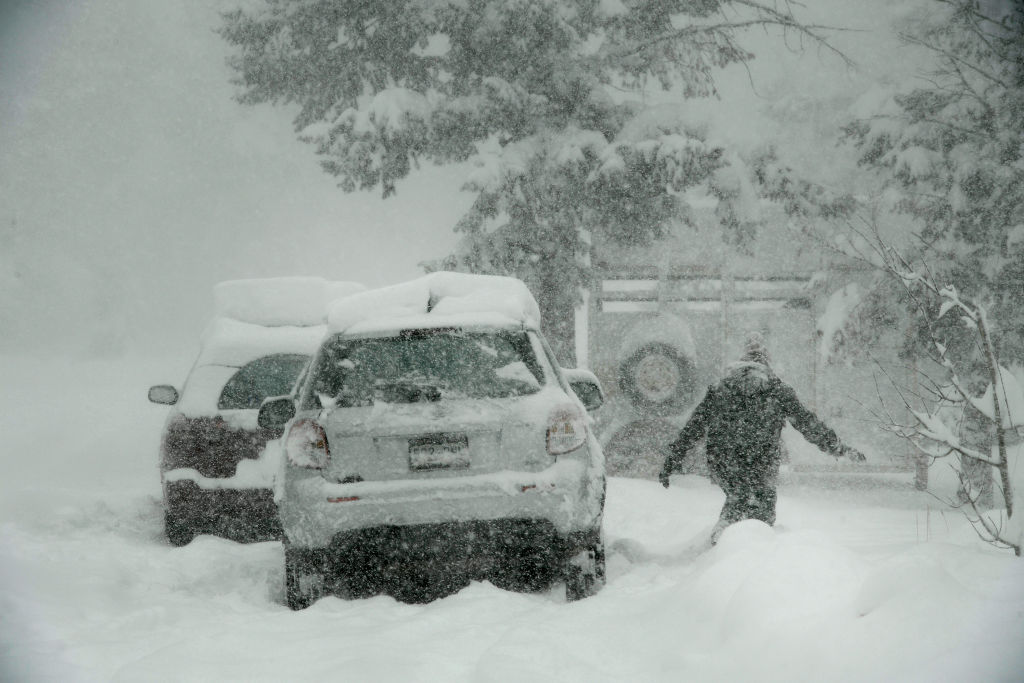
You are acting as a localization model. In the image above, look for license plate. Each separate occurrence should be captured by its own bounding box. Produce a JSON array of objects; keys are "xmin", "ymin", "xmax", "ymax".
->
[{"xmin": 408, "ymin": 434, "xmax": 470, "ymax": 470}]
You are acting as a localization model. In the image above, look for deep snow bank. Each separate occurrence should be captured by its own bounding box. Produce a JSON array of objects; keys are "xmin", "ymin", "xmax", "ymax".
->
[{"xmin": 2, "ymin": 356, "xmax": 1024, "ymax": 682}]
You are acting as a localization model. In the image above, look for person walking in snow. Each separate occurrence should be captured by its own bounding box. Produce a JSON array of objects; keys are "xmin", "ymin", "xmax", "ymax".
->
[{"xmin": 658, "ymin": 333, "xmax": 865, "ymax": 542}]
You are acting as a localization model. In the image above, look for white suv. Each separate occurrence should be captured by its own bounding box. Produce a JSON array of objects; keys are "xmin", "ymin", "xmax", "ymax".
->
[
  {"xmin": 258, "ymin": 273, "xmax": 606, "ymax": 607},
  {"xmin": 148, "ymin": 277, "xmax": 363, "ymax": 546}
]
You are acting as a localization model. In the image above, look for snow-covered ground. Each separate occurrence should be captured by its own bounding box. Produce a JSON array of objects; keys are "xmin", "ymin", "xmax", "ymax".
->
[{"xmin": 2, "ymin": 355, "xmax": 1023, "ymax": 682}]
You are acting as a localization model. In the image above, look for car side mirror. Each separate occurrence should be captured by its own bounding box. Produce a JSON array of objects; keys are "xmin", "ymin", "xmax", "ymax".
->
[
  {"xmin": 148, "ymin": 385, "xmax": 179, "ymax": 405},
  {"xmin": 562, "ymin": 369, "xmax": 604, "ymax": 412},
  {"xmin": 258, "ymin": 396, "xmax": 296, "ymax": 432}
]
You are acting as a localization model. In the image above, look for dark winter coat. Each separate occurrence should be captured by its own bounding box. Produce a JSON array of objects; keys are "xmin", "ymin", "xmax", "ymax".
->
[{"xmin": 663, "ymin": 362, "xmax": 840, "ymax": 490}]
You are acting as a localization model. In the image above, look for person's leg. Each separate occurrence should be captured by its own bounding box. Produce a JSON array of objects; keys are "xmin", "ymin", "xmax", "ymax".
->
[
  {"xmin": 710, "ymin": 487, "xmax": 746, "ymax": 544},
  {"xmin": 744, "ymin": 461, "xmax": 779, "ymax": 527},
  {"xmin": 745, "ymin": 486, "xmax": 777, "ymax": 526}
]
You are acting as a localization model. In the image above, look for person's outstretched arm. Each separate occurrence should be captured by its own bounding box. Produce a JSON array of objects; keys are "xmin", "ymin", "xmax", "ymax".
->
[
  {"xmin": 660, "ymin": 388, "xmax": 714, "ymax": 486},
  {"xmin": 778, "ymin": 381, "xmax": 865, "ymax": 461}
]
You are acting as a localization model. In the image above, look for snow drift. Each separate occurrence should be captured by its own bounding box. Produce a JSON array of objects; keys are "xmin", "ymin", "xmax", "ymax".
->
[{"xmin": 2, "ymin": 356, "xmax": 1024, "ymax": 681}]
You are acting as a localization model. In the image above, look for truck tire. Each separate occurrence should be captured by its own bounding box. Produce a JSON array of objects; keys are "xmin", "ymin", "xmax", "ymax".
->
[{"xmin": 619, "ymin": 342, "xmax": 696, "ymax": 415}]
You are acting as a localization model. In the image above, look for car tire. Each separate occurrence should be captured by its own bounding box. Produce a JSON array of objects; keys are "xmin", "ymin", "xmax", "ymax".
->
[
  {"xmin": 564, "ymin": 536, "xmax": 606, "ymax": 601},
  {"xmin": 165, "ymin": 512, "xmax": 195, "ymax": 547},
  {"xmin": 618, "ymin": 343, "xmax": 696, "ymax": 415},
  {"xmin": 491, "ymin": 548, "xmax": 558, "ymax": 593},
  {"xmin": 284, "ymin": 545, "xmax": 327, "ymax": 610}
]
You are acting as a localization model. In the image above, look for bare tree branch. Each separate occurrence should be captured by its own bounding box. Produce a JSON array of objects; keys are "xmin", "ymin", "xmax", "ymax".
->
[
  {"xmin": 899, "ymin": 32, "xmax": 1011, "ymax": 90},
  {"xmin": 607, "ymin": 0, "xmax": 857, "ymax": 70}
]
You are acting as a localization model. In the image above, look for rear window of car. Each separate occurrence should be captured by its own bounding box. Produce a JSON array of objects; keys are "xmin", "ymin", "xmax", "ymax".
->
[
  {"xmin": 303, "ymin": 329, "xmax": 545, "ymax": 408},
  {"xmin": 217, "ymin": 353, "xmax": 309, "ymax": 410}
]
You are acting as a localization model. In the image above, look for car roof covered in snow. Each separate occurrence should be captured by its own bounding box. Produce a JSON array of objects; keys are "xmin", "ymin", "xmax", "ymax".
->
[
  {"xmin": 196, "ymin": 277, "xmax": 365, "ymax": 367},
  {"xmin": 196, "ymin": 318, "xmax": 327, "ymax": 368},
  {"xmin": 214, "ymin": 277, "xmax": 365, "ymax": 327},
  {"xmin": 327, "ymin": 272, "xmax": 542, "ymax": 336}
]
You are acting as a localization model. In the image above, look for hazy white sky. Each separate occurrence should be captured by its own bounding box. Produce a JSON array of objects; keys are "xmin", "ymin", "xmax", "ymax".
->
[
  {"xmin": 1, "ymin": 0, "xmax": 473, "ymax": 355},
  {"xmin": 0, "ymin": 0, "xmax": 921, "ymax": 357}
]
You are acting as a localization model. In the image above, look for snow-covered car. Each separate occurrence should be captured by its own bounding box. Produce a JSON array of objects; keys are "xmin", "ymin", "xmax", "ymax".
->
[
  {"xmin": 258, "ymin": 273, "xmax": 607, "ymax": 608},
  {"xmin": 148, "ymin": 278, "xmax": 363, "ymax": 546}
]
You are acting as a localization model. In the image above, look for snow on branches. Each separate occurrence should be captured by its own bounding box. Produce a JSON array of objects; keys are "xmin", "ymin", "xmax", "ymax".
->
[
  {"xmin": 219, "ymin": 0, "xmax": 852, "ymax": 358},
  {"xmin": 870, "ymin": 242, "xmax": 1022, "ymax": 554}
]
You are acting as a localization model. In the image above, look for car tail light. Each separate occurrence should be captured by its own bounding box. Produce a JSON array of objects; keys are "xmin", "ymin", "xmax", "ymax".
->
[
  {"xmin": 546, "ymin": 404, "xmax": 587, "ymax": 455},
  {"xmin": 285, "ymin": 419, "xmax": 329, "ymax": 469}
]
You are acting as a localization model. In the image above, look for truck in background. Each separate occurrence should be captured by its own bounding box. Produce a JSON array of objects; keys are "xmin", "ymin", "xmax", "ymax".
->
[{"xmin": 574, "ymin": 257, "xmax": 919, "ymax": 482}]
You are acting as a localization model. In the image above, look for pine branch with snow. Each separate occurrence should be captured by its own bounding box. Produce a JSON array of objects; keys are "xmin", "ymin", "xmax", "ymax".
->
[
  {"xmin": 868, "ymin": 237, "xmax": 1023, "ymax": 555},
  {"xmin": 219, "ymin": 0, "xmax": 852, "ymax": 358},
  {"xmin": 843, "ymin": 0, "xmax": 1024, "ymax": 359}
]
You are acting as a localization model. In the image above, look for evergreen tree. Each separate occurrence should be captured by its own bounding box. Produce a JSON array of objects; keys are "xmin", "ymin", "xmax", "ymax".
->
[
  {"xmin": 220, "ymin": 0, "xmax": 841, "ymax": 360},
  {"xmin": 826, "ymin": 0, "xmax": 1024, "ymax": 530},
  {"xmin": 844, "ymin": 0, "xmax": 1024, "ymax": 369}
]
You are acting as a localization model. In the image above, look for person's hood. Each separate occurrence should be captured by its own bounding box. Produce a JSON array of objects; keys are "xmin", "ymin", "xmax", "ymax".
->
[{"xmin": 722, "ymin": 361, "xmax": 774, "ymax": 395}]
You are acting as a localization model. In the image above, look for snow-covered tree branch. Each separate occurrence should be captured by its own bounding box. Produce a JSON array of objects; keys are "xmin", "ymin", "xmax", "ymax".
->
[
  {"xmin": 861, "ymin": 231, "xmax": 1023, "ymax": 555},
  {"xmin": 779, "ymin": 0, "xmax": 1024, "ymax": 554},
  {"xmin": 218, "ymin": 0, "xmax": 851, "ymax": 360}
]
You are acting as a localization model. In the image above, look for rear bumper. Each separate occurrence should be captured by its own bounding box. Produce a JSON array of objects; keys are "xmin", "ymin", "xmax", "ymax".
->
[
  {"xmin": 164, "ymin": 480, "xmax": 281, "ymax": 541},
  {"xmin": 325, "ymin": 519, "xmax": 598, "ymax": 572},
  {"xmin": 280, "ymin": 458, "xmax": 604, "ymax": 549},
  {"xmin": 286, "ymin": 520, "xmax": 601, "ymax": 602}
]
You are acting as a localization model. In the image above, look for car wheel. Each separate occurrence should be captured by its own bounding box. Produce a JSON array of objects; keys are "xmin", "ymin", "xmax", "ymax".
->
[
  {"xmin": 164, "ymin": 512, "xmax": 195, "ymax": 547},
  {"xmin": 491, "ymin": 548, "xmax": 557, "ymax": 593},
  {"xmin": 284, "ymin": 545, "xmax": 327, "ymax": 610},
  {"xmin": 564, "ymin": 537, "xmax": 606, "ymax": 601},
  {"xmin": 618, "ymin": 343, "xmax": 696, "ymax": 415}
]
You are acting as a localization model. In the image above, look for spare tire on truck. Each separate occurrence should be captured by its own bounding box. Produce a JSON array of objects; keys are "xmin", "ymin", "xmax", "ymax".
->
[
  {"xmin": 619, "ymin": 343, "xmax": 696, "ymax": 414},
  {"xmin": 616, "ymin": 313, "xmax": 698, "ymax": 415}
]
